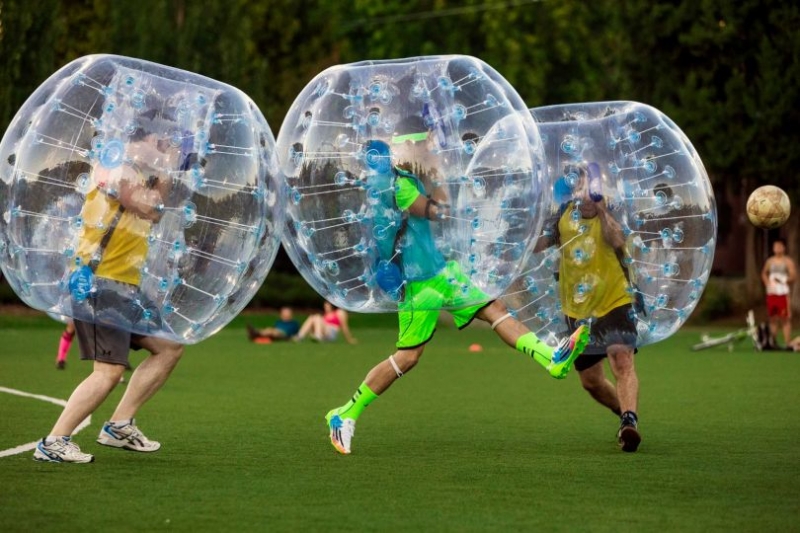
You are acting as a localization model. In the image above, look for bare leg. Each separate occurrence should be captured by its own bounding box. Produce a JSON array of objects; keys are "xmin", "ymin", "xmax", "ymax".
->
[
  {"xmin": 297, "ymin": 314, "xmax": 321, "ymax": 339},
  {"xmin": 259, "ymin": 327, "xmax": 286, "ymax": 340},
  {"xmin": 364, "ymin": 347, "xmax": 425, "ymax": 395},
  {"xmin": 51, "ymin": 361, "xmax": 125, "ymax": 435},
  {"xmin": 578, "ymin": 361, "xmax": 621, "ymax": 414},
  {"xmin": 475, "ymin": 301, "xmax": 553, "ymax": 368},
  {"xmin": 769, "ymin": 317, "xmax": 780, "ymax": 346},
  {"xmin": 606, "ymin": 345, "xmax": 638, "ymax": 414},
  {"xmin": 110, "ymin": 338, "xmax": 183, "ymax": 421},
  {"xmin": 781, "ymin": 317, "xmax": 792, "ymax": 348},
  {"xmin": 311, "ymin": 316, "xmax": 326, "ymax": 340},
  {"xmin": 476, "ymin": 301, "xmax": 528, "ymax": 347}
]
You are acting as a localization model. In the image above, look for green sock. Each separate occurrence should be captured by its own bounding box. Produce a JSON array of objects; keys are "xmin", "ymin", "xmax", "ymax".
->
[
  {"xmin": 336, "ymin": 383, "xmax": 378, "ymax": 421},
  {"xmin": 515, "ymin": 332, "xmax": 553, "ymax": 369}
]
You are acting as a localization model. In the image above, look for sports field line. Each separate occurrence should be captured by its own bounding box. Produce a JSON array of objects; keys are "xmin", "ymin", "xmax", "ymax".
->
[{"xmin": 0, "ymin": 385, "xmax": 91, "ymax": 458}]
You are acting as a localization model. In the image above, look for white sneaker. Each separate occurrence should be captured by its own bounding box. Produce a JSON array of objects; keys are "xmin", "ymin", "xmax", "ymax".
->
[
  {"xmin": 33, "ymin": 436, "xmax": 94, "ymax": 463},
  {"xmin": 325, "ymin": 410, "xmax": 356, "ymax": 454},
  {"xmin": 97, "ymin": 420, "xmax": 161, "ymax": 452}
]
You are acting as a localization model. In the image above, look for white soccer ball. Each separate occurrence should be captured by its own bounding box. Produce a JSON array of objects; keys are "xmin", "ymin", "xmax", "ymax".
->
[{"xmin": 746, "ymin": 185, "xmax": 791, "ymax": 229}]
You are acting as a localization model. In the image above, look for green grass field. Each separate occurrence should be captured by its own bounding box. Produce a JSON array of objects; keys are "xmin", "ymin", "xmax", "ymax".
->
[{"xmin": 1, "ymin": 313, "xmax": 799, "ymax": 532}]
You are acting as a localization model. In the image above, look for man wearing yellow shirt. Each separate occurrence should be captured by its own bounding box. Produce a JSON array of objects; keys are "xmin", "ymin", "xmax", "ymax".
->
[
  {"xmin": 541, "ymin": 163, "xmax": 642, "ymax": 452},
  {"xmin": 34, "ymin": 121, "xmax": 185, "ymax": 464}
]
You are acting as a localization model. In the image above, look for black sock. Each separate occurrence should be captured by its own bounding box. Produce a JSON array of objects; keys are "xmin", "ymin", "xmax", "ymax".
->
[{"xmin": 621, "ymin": 410, "xmax": 638, "ymax": 424}]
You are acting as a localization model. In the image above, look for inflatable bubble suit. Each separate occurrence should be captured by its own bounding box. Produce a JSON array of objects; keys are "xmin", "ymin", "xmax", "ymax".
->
[
  {"xmin": 501, "ymin": 101, "xmax": 716, "ymax": 348},
  {"xmin": 278, "ymin": 55, "xmax": 545, "ymax": 312},
  {"xmin": 0, "ymin": 55, "xmax": 283, "ymax": 344}
]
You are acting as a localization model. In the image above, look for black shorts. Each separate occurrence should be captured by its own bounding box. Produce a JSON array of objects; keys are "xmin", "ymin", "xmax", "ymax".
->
[
  {"xmin": 70, "ymin": 278, "xmax": 156, "ymax": 366},
  {"xmin": 74, "ymin": 320, "xmax": 145, "ymax": 366},
  {"xmin": 565, "ymin": 304, "xmax": 638, "ymax": 372}
]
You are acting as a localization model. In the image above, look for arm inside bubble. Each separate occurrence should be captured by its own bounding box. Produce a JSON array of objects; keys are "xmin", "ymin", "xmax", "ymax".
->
[
  {"xmin": 114, "ymin": 166, "xmax": 165, "ymax": 222},
  {"xmin": 532, "ymin": 215, "xmax": 560, "ymax": 253},
  {"xmin": 406, "ymin": 193, "xmax": 450, "ymax": 220},
  {"xmin": 595, "ymin": 200, "xmax": 626, "ymax": 250},
  {"xmin": 396, "ymin": 175, "xmax": 449, "ymax": 221}
]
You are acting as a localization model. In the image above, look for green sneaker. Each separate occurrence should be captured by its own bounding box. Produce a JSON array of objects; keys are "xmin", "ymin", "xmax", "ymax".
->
[
  {"xmin": 326, "ymin": 409, "xmax": 355, "ymax": 455},
  {"xmin": 548, "ymin": 324, "xmax": 590, "ymax": 379}
]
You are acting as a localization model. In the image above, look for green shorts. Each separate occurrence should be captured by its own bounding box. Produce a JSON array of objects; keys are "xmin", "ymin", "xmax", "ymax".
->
[{"xmin": 397, "ymin": 261, "xmax": 491, "ymax": 349}]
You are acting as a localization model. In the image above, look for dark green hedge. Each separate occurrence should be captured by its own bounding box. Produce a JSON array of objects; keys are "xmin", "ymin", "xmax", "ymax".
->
[
  {"xmin": 0, "ymin": 272, "xmax": 323, "ymax": 310},
  {"xmin": 2, "ymin": 274, "xmax": 754, "ymax": 323}
]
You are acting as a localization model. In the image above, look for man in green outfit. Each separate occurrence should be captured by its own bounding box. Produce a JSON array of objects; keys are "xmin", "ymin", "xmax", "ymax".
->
[{"xmin": 325, "ymin": 112, "xmax": 589, "ymax": 454}]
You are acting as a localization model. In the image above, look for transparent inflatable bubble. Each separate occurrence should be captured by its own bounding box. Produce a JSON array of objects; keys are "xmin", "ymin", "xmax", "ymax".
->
[
  {"xmin": 0, "ymin": 55, "xmax": 283, "ymax": 344},
  {"xmin": 277, "ymin": 55, "xmax": 545, "ymax": 312},
  {"xmin": 501, "ymin": 101, "xmax": 716, "ymax": 348}
]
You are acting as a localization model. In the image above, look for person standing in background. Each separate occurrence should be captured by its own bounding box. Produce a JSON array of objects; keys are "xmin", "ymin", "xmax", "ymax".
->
[{"xmin": 762, "ymin": 239, "xmax": 796, "ymax": 349}]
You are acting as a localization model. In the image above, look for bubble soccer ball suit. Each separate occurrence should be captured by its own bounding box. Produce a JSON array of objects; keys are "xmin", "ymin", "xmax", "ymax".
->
[
  {"xmin": 277, "ymin": 55, "xmax": 547, "ymax": 313},
  {"xmin": 0, "ymin": 55, "xmax": 283, "ymax": 343},
  {"xmin": 501, "ymin": 101, "xmax": 716, "ymax": 349}
]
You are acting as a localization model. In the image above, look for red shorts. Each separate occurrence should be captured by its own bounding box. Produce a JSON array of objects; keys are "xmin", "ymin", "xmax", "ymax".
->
[{"xmin": 766, "ymin": 294, "xmax": 790, "ymax": 318}]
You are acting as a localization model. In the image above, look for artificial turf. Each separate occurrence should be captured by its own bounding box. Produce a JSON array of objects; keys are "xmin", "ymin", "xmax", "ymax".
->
[{"xmin": 1, "ymin": 314, "xmax": 798, "ymax": 532}]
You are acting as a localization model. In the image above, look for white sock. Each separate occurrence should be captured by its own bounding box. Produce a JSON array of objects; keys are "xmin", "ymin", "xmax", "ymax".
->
[
  {"xmin": 111, "ymin": 419, "xmax": 132, "ymax": 427},
  {"xmin": 45, "ymin": 435, "xmax": 65, "ymax": 444}
]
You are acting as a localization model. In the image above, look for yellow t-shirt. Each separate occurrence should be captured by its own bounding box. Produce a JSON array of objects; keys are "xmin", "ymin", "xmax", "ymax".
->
[
  {"xmin": 76, "ymin": 188, "xmax": 150, "ymax": 286},
  {"xmin": 558, "ymin": 206, "xmax": 632, "ymax": 319}
]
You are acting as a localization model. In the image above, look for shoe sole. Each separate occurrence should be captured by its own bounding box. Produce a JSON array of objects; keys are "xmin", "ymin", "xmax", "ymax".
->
[
  {"xmin": 618, "ymin": 426, "xmax": 641, "ymax": 452},
  {"xmin": 325, "ymin": 411, "xmax": 350, "ymax": 455},
  {"xmin": 33, "ymin": 456, "xmax": 94, "ymax": 463},
  {"xmin": 33, "ymin": 449, "xmax": 94, "ymax": 463},
  {"xmin": 549, "ymin": 325, "xmax": 590, "ymax": 379},
  {"xmin": 329, "ymin": 433, "xmax": 349, "ymax": 455}
]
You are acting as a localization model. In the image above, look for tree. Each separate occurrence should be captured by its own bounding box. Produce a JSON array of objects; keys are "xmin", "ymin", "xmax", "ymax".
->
[
  {"xmin": 619, "ymin": 0, "xmax": 800, "ymax": 310},
  {"xmin": 0, "ymin": 0, "xmax": 65, "ymax": 131},
  {"xmin": 2, "ymin": 0, "xmax": 798, "ymax": 310}
]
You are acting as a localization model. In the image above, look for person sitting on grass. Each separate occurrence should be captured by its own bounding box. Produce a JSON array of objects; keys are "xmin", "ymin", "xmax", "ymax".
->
[
  {"xmin": 247, "ymin": 306, "xmax": 301, "ymax": 342},
  {"xmin": 295, "ymin": 301, "xmax": 357, "ymax": 344}
]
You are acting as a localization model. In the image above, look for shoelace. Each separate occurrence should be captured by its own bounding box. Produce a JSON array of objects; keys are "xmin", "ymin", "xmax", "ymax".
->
[
  {"xmin": 61, "ymin": 439, "xmax": 84, "ymax": 456},
  {"xmin": 552, "ymin": 338, "xmax": 570, "ymax": 364},
  {"xmin": 126, "ymin": 425, "xmax": 148, "ymax": 443},
  {"xmin": 48, "ymin": 440, "xmax": 69, "ymax": 453}
]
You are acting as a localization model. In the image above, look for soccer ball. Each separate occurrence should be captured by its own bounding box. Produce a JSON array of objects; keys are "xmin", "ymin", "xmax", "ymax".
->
[{"xmin": 746, "ymin": 185, "xmax": 791, "ymax": 229}]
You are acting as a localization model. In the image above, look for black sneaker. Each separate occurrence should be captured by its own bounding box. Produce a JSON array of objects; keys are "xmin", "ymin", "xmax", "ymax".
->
[
  {"xmin": 56, "ymin": 360, "xmax": 66, "ymax": 370},
  {"xmin": 617, "ymin": 412, "xmax": 641, "ymax": 452},
  {"xmin": 246, "ymin": 324, "xmax": 259, "ymax": 341}
]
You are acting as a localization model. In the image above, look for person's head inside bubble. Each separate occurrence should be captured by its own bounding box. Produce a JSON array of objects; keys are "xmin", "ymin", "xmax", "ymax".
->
[
  {"xmin": 91, "ymin": 107, "xmax": 184, "ymax": 223},
  {"xmin": 92, "ymin": 102, "xmax": 198, "ymax": 219},
  {"xmin": 556, "ymin": 162, "xmax": 605, "ymax": 218},
  {"xmin": 125, "ymin": 105, "xmax": 196, "ymax": 173},
  {"xmin": 389, "ymin": 103, "xmax": 445, "ymax": 179}
]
